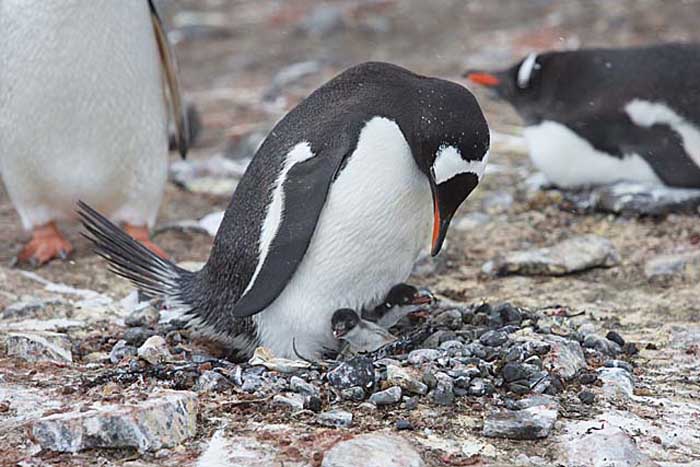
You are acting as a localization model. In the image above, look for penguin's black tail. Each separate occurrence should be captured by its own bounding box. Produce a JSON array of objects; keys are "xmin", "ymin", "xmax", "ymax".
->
[{"xmin": 77, "ymin": 201, "xmax": 194, "ymax": 306}]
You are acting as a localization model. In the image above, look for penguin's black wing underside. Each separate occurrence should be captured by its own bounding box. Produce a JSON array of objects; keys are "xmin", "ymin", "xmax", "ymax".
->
[
  {"xmin": 231, "ymin": 135, "xmax": 354, "ymax": 318},
  {"xmin": 148, "ymin": 0, "xmax": 189, "ymax": 159}
]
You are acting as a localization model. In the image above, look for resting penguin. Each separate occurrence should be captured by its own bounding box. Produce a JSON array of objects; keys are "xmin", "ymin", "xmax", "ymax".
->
[
  {"xmin": 80, "ymin": 62, "xmax": 490, "ymax": 360},
  {"xmin": 465, "ymin": 43, "xmax": 700, "ymax": 189},
  {"xmin": 0, "ymin": 0, "xmax": 189, "ymax": 265}
]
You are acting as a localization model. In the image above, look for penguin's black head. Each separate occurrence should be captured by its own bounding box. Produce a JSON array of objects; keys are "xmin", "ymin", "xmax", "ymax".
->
[
  {"xmin": 464, "ymin": 53, "xmax": 547, "ymax": 124},
  {"xmin": 331, "ymin": 308, "xmax": 360, "ymax": 339},
  {"xmin": 409, "ymin": 76, "xmax": 491, "ymax": 257}
]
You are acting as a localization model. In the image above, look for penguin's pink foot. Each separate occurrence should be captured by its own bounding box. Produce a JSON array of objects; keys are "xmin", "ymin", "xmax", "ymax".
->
[
  {"xmin": 123, "ymin": 224, "xmax": 169, "ymax": 259},
  {"xmin": 18, "ymin": 222, "xmax": 73, "ymax": 266}
]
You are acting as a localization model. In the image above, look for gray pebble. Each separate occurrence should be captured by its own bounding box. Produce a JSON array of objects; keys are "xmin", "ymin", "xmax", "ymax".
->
[
  {"xmin": 109, "ymin": 340, "xmax": 137, "ymax": 364},
  {"xmin": 369, "ymin": 386, "xmax": 402, "ymax": 406}
]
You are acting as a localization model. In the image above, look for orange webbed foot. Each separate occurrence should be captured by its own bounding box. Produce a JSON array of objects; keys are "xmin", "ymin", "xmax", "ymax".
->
[
  {"xmin": 123, "ymin": 224, "xmax": 169, "ymax": 259},
  {"xmin": 17, "ymin": 222, "xmax": 73, "ymax": 266}
]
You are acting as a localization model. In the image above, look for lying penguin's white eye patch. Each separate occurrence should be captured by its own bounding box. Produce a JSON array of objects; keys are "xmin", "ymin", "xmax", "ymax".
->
[
  {"xmin": 517, "ymin": 53, "xmax": 539, "ymax": 89},
  {"xmin": 433, "ymin": 145, "xmax": 489, "ymax": 184}
]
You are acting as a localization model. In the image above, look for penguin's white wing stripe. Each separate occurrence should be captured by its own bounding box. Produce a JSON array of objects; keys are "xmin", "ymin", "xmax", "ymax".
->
[
  {"xmin": 241, "ymin": 142, "xmax": 315, "ymax": 297},
  {"xmin": 517, "ymin": 53, "xmax": 538, "ymax": 89},
  {"xmin": 625, "ymin": 99, "xmax": 700, "ymax": 168},
  {"xmin": 434, "ymin": 145, "xmax": 489, "ymax": 184}
]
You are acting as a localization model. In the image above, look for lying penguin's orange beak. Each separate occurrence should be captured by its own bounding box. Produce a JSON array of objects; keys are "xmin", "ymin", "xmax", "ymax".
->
[{"xmin": 465, "ymin": 72, "xmax": 501, "ymax": 87}]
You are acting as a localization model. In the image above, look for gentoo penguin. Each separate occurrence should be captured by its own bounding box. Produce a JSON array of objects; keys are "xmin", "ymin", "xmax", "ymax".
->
[
  {"xmin": 80, "ymin": 62, "xmax": 490, "ymax": 360},
  {"xmin": 332, "ymin": 309, "xmax": 396, "ymax": 356},
  {"xmin": 0, "ymin": 0, "xmax": 189, "ymax": 265},
  {"xmin": 465, "ymin": 43, "xmax": 700, "ymax": 189}
]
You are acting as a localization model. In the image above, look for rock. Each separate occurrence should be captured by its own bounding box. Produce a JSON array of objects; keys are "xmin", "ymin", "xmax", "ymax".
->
[
  {"xmin": 578, "ymin": 390, "xmax": 595, "ymax": 404},
  {"xmin": 407, "ymin": 349, "xmax": 442, "ymax": 365},
  {"xmin": 369, "ymin": 386, "xmax": 402, "ymax": 406},
  {"xmin": 479, "ymin": 330, "xmax": 508, "ymax": 347},
  {"xmin": 299, "ymin": 5, "xmax": 345, "ymax": 37},
  {"xmin": 483, "ymin": 396, "xmax": 558, "ymax": 440},
  {"xmin": 196, "ymin": 431, "xmax": 277, "ymax": 467},
  {"xmin": 583, "ymin": 334, "xmax": 622, "ymax": 356},
  {"xmin": 604, "ymin": 359, "xmax": 634, "ymax": 373},
  {"xmin": 431, "ymin": 309, "xmax": 463, "ymax": 329},
  {"xmin": 396, "ymin": 419, "xmax": 413, "ymax": 431},
  {"xmin": 502, "ymin": 362, "xmax": 538, "ymax": 382},
  {"xmin": 109, "ymin": 340, "xmax": 137, "ymax": 364},
  {"xmin": 340, "ymin": 386, "xmax": 366, "ymax": 401},
  {"xmin": 137, "ymin": 336, "xmax": 171, "ymax": 365},
  {"xmin": 386, "ymin": 365, "xmax": 428, "ymax": 395},
  {"xmin": 605, "ymin": 331, "xmax": 626, "ymax": 346},
  {"xmin": 431, "ymin": 373, "xmax": 455, "ymax": 406},
  {"xmin": 484, "ymin": 235, "xmax": 620, "ymax": 276},
  {"xmin": 124, "ymin": 304, "xmax": 160, "ymax": 328},
  {"xmin": 272, "ymin": 393, "xmax": 305, "ymax": 411},
  {"xmin": 644, "ymin": 250, "xmax": 700, "ymax": 281},
  {"xmin": 317, "ymin": 409, "xmax": 353, "ymax": 428},
  {"xmin": 598, "ymin": 368, "xmax": 634, "ymax": 399},
  {"xmin": 4, "ymin": 331, "xmax": 72, "ymax": 363},
  {"xmin": 1, "ymin": 296, "xmax": 58, "ymax": 319},
  {"xmin": 290, "ymin": 376, "xmax": 320, "ymax": 398},
  {"xmin": 327, "ymin": 357, "xmax": 375, "ymax": 391},
  {"xmin": 543, "ymin": 336, "xmax": 586, "ymax": 380},
  {"xmin": 591, "ymin": 181, "xmax": 700, "ymax": 216},
  {"xmin": 322, "ymin": 433, "xmax": 424, "ymax": 467},
  {"xmin": 195, "ymin": 371, "xmax": 232, "ymax": 393},
  {"xmin": 467, "ymin": 377, "xmax": 491, "ymax": 397},
  {"xmin": 559, "ymin": 422, "xmax": 658, "ymax": 466},
  {"xmin": 31, "ymin": 390, "xmax": 196, "ymax": 453},
  {"xmin": 123, "ymin": 327, "xmax": 156, "ymax": 346}
]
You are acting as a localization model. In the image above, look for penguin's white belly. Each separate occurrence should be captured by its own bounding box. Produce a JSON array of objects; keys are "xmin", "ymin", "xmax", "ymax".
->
[
  {"xmin": 255, "ymin": 117, "xmax": 433, "ymax": 359},
  {"xmin": 523, "ymin": 121, "xmax": 662, "ymax": 188},
  {"xmin": 0, "ymin": 0, "xmax": 168, "ymax": 230}
]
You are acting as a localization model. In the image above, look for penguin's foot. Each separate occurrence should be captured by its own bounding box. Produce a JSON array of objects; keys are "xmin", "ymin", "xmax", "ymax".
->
[
  {"xmin": 123, "ymin": 224, "xmax": 169, "ymax": 259},
  {"xmin": 17, "ymin": 222, "xmax": 73, "ymax": 266}
]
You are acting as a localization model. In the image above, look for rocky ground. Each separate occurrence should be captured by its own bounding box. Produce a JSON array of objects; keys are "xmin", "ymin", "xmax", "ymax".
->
[{"xmin": 1, "ymin": 1, "xmax": 699, "ymax": 466}]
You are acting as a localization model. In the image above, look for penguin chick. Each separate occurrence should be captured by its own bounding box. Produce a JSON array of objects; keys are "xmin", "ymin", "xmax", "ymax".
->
[
  {"xmin": 363, "ymin": 283, "xmax": 434, "ymax": 328},
  {"xmin": 465, "ymin": 43, "xmax": 700, "ymax": 189},
  {"xmin": 80, "ymin": 61, "xmax": 490, "ymax": 360},
  {"xmin": 1, "ymin": 0, "xmax": 189, "ymax": 265},
  {"xmin": 332, "ymin": 308, "xmax": 396, "ymax": 356}
]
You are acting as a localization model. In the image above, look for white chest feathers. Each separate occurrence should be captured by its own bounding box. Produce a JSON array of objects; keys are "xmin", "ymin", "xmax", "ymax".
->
[
  {"xmin": 253, "ymin": 117, "xmax": 434, "ymax": 359},
  {"xmin": 523, "ymin": 121, "xmax": 662, "ymax": 188}
]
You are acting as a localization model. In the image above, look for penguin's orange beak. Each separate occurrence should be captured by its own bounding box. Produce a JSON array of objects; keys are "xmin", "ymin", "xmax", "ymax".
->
[
  {"xmin": 431, "ymin": 197, "xmax": 441, "ymax": 255},
  {"xmin": 465, "ymin": 72, "xmax": 501, "ymax": 87}
]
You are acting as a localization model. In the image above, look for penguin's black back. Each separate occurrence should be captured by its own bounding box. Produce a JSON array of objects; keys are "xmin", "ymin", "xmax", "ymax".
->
[
  {"xmin": 187, "ymin": 62, "xmax": 488, "ymax": 333},
  {"xmin": 509, "ymin": 43, "xmax": 698, "ymax": 124}
]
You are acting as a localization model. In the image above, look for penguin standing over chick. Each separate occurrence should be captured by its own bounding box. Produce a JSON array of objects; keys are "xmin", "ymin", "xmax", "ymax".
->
[
  {"xmin": 0, "ymin": 0, "xmax": 189, "ymax": 265},
  {"xmin": 465, "ymin": 43, "xmax": 700, "ymax": 188},
  {"xmin": 81, "ymin": 62, "xmax": 490, "ymax": 360}
]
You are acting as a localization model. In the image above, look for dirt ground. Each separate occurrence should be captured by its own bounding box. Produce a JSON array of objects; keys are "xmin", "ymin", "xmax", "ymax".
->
[{"xmin": 1, "ymin": 1, "xmax": 699, "ymax": 466}]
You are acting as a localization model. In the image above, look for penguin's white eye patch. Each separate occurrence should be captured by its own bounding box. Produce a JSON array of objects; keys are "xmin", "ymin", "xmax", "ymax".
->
[
  {"xmin": 517, "ymin": 53, "xmax": 540, "ymax": 89},
  {"xmin": 433, "ymin": 145, "xmax": 488, "ymax": 184}
]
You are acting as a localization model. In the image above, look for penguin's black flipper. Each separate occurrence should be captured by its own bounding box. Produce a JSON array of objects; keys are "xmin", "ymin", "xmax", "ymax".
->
[
  {"xmin": 148, "ymin": 0, "xmax": 189, "ymax": 159},
  {"xmin": 230, "ymin": 136, "xmax": 353, "ymax": 318},
  {"xmin": 78, "ymin": 201, "xmax": 193, "ymax": 304}
]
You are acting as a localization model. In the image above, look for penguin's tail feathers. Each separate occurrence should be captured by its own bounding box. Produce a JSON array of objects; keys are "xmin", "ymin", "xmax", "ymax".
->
[{"xmin": 78, "ymin": 201, "xmax": 194, "ymax": 305}]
